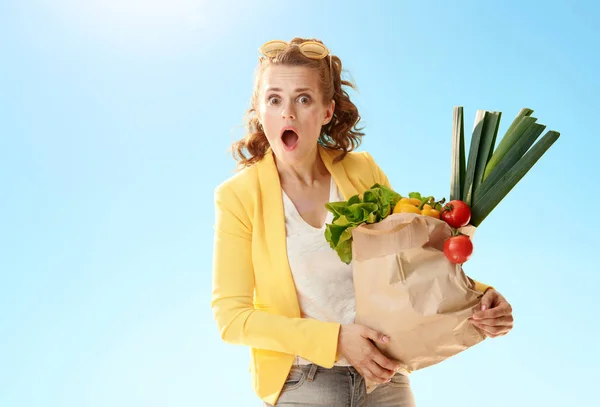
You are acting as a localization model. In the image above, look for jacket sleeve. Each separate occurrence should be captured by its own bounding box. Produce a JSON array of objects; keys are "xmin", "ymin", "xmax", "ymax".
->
[
  {"xmin": 364, "ymin": 152, "xmax": 493, "ymax": 294},
  {"xmin": 211, "ymin": 183, "xmax": 341, "ymax": 368}
]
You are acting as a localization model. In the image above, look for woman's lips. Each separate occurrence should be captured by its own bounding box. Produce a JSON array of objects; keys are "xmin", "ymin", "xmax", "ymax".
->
[{"xmin": 281, "ymin": 127, "xmax": 299, "ymax": 151}]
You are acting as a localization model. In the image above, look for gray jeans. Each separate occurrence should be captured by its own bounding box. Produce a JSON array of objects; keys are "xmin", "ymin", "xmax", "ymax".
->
[{"xmin": 265, "ymin": 364, "xmax": 416, "ymax": 407}]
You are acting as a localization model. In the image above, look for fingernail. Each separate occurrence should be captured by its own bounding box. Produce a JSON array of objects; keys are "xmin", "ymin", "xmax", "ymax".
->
[
  {"xmin": 481, "ymin": 305, "xmax": 487, "ymax": 311},
  {"xmin": 382, "ymin": 336, "xmax": 390, "ymax": 343}
]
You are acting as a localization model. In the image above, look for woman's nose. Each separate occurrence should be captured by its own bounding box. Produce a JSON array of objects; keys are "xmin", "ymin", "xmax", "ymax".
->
[{"xmin": 281, "ymin": 103, "xmax": 296, "ymax": 120}]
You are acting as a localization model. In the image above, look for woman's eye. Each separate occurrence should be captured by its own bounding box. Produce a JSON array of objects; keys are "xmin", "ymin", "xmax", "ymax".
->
[
  {"xmin": 268, "ymin": 96, "xmax": 280, "ymax": 105},
  {"xmin": 298, "ymin": 95, "xmax": 311, "ymax": 104}
]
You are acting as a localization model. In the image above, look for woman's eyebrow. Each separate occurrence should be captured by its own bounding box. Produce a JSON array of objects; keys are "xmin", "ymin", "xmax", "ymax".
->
[{"xmin": 265, "ymin": 87, "xmax": 314, "ymax": 93}]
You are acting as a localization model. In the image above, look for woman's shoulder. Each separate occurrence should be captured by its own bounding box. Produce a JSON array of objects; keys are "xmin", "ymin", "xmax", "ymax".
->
[
  {"xmin": 323, "ymin": 147, "xmax": 378, "ymax": 167},
  {"xmin": 335, "ymin": 149, "xmax": 391, "ymax": 189},
  {"xmin": 334, "ymin": 148, "xmax": 386, "ymax": 172},
  {"xmin": 213, "ymin": 163, "xmax": 259, "ymax": 206},
  {"xmin": 344, "ymin": 149, "xmax": 379, "ymax": 166}
]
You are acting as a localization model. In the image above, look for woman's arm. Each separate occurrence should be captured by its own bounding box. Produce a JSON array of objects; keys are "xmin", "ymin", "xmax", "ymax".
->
[{"xmin": 211, "ymin": 184, "xmax": 340, "ymax": 368}]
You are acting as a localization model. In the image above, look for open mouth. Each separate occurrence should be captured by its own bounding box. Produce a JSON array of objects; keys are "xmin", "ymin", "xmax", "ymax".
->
[{"xmin": 281, "ymin": 128, "xmax": 299, "ymax": 151}]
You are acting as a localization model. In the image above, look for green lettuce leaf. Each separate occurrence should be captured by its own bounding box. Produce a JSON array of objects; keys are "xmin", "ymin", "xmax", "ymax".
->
[{"xmin": 324, "ymin": 183, "xmax": 401, "ymax": 264}]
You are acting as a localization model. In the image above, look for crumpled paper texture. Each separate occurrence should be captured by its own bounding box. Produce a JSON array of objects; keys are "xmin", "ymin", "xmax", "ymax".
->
[{"xmin": 351, "ymin": 213, "xmax": 486, "ymax": 393}]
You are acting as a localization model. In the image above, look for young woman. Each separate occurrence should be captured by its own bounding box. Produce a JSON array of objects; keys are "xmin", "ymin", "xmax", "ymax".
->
[{"xmin": 212, "ymin": 38, "xmax": 514, "ymax": 407}]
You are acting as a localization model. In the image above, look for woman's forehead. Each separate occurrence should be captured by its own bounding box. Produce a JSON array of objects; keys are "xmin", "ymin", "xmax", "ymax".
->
[{"xmin": 259, "ymin": 65, "xmax": 321, "ymax": 92}]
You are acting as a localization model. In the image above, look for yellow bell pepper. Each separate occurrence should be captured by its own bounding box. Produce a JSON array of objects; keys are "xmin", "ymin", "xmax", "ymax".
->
[{"xmin": 394, "ymin": 203, "xmax": 422, "ymax": 214}]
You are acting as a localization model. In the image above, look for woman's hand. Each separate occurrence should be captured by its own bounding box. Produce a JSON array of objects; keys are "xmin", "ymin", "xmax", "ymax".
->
[
  {"xmin": 337, "ymin": 324, "xmax": 401, "ymax": 384},
  {"xmin": 469, "ymin": 289, "xmax": 514, "ymax": 338}
]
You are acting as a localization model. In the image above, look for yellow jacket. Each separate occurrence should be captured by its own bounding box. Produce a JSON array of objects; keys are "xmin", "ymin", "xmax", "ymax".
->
[{"xmin": 211, "ymin": 146, "xmax": 491, "ymax": 405}]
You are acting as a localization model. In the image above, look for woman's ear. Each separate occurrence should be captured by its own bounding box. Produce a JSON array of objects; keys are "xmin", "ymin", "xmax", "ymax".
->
[{"xmin": 324, "ymin": 99, "xmax": 336, "ymax": 124}]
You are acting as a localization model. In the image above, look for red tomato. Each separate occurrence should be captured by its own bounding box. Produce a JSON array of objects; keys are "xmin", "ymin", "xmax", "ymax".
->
[
  {"xmin": 443, "ymin": 235, "xmax": 473, "ymax": 264},
  {"xmin": 440, "ymin": 200, "xmax": 471, "ymax": 228}
]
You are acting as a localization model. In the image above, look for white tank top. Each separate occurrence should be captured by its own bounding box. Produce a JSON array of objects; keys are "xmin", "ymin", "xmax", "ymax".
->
[{"xmin": 282, "ymin": 175, "xmax": 354, "ymax": 366}]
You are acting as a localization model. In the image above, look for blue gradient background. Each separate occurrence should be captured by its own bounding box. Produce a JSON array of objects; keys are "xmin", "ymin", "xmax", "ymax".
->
[{"xmin": 1, "ymin": 1, "xmax": 598, "ymax": 406}]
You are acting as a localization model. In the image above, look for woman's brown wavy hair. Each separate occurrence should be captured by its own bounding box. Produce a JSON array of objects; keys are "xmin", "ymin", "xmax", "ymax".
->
[{"xmin": 230, "ymin": 37, "xmax": 365, "ymax": 168}]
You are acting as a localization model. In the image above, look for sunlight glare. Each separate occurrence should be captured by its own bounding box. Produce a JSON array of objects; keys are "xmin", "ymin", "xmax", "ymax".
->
[{"xmin": 51, "ymin": 0, "xmax": 210, "ymax": 49}]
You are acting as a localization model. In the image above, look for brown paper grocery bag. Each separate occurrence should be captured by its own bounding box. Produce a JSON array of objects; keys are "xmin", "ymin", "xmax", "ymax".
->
[{"xmin": 351, "ymin": 212, "xmax": 486, "ymax": 392}]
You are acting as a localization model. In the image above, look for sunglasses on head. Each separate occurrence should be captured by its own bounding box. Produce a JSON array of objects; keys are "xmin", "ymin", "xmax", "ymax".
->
[
  {"xmin": 259, "ymin": 40, "xmax": 330, "ymax": 60},
  {"xmin": 259, "ymin": 40, "xmax": 334, "ymax": 80}
]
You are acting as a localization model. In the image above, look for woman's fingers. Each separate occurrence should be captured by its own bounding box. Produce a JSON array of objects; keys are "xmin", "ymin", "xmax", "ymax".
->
[
  {"xmin": 372, "ymin": 350, "xmax": 401, "ymax": 373},
  {"xmin": 362, "ymin": 364, "xmax": 393, "ymax": 384},
  {"xmin": 469, "ymin": 315, "xmax": 513, "ymax": 327},
  {"xmin": 471, "ymin": 320, "xmax": 512, "ymax": 337},
  {"xmin": 360, "ymin": 326, "xmax": 390, "ymax": 344},
  {"xmin": 360, "ymin": 349, "xmax": 396, "ymax": 383}
]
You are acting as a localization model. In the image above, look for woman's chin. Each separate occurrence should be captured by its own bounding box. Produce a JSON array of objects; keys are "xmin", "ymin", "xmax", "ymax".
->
[
  {"xmin": 275, "ymin": 144, "xmax": 306, "ymax": 164},
  {"xmin": 272, "ymin": 139, "xmax": 318, "ymax": 166}
]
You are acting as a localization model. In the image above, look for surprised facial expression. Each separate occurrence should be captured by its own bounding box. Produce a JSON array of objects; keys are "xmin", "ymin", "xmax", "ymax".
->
[{"xmin": 255, "ymin": 65, "xmax": 335, "ymax": 165}]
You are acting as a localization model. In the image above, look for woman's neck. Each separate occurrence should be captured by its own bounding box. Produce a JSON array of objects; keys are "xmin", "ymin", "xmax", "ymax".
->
[{"xmin": 275, "ymin": 147, "xmax": 329, "ymax": 187}]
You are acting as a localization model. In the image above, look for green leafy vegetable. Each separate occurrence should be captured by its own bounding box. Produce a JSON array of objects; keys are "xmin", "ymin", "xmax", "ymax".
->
[
  {"xmin": 451, "ymin": 106, "xmax": 560, "ymax": 226},
  {"xmin": 450, "ymin": 106, "xmax": 466, "ymax": 202},
  {"xmin": 324, "ymin": 183, "xmax": 401, "ymax": 264}
]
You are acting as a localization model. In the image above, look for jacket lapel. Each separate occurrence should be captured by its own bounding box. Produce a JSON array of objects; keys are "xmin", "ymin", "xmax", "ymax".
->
[
  {"xmin": 256, "ymin": 149, "xmax": 302, "ymax": 317},
  {"xmin": 319, "ymin": 146, "xmax": 360, "ymax": 200}
]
